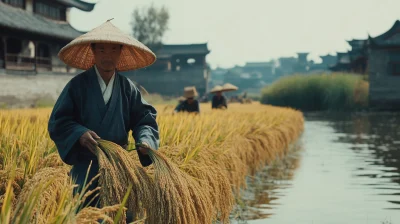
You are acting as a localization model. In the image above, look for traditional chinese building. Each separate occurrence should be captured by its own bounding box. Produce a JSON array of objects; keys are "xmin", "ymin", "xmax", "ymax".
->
[
  {"xmin": 319, "ymin": 54, "xmax": 336, "ymax": 69},
  {"xmin": 368, "ymin": 20, "xmax": 400, "ymax": 110},
  {"xmin": 242, "ymin": 61, "xmax": 274, "ymax": 83},
  {"xmin": 221, "ymin": 61, "xmax": 275, "ymax": 94},
  {"xmin": 123, "ymin": 43, "xmax": 211, "ymax": 96},
  {"xmin": 347, "ymin": 39, "xmax": 368, "ymax": 74},
  {"xmin": 0, "ymin": 0, "xmax": 95, "ymax": 74},
  {"xmin": 275, "ymin": 57, "xmax": 297, "ymax": 76},
  {"xmin": 292, "ymin": 52, "xmax": 309, "ymax": 73},
  {"xmin": 329, "ymin": 52, "xmax": 351, "ymax": 72}
]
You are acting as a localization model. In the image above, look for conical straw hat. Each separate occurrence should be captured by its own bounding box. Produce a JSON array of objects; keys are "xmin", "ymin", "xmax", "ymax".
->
[
  {"xmin": 183, "ymin": 86, "xmax": 198, "ymax": 98},
  {"xmin": 209, "ymin": 85, "xmax": 223, "ymax": 93},
  {"xmin": 58, "ymin": 19, "xmax": 156, "ymax": 71},
  {"xmin": 222, "ymin": 83, "xmax": 239, "ymax": 92}
]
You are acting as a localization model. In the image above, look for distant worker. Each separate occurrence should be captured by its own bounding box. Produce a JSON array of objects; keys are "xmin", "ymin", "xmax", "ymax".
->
[
  {"xmin": 174, "ymin": 86, "xmax": 200, "ymax": 113},
  {"xmin": 210, "ymin": 85, "xmax": 228, "ymax": 109}
]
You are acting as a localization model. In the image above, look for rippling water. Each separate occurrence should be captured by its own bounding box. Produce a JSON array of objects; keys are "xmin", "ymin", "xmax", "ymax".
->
[{"xmin": 235, "ymin": 112, "xmax": 400, "ymax": 224}]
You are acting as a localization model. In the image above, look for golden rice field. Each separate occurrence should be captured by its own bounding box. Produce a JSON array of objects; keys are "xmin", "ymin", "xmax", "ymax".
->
[{"xmin": 0, "ymin": 102, "xmax": 304, "ymax": 224}]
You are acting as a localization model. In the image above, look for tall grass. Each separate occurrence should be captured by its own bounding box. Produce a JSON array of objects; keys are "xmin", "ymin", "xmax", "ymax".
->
[
  {"xmin": 0, "ymin": 103, "xmax": 304, "ymax": 223},
  {"xmin": 261, "ymin": 73, "xmax": 369, "ymax": 111}
]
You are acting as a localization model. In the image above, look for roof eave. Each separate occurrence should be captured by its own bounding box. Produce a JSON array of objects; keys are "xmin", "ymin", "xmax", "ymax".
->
[
  {"xmin": 56, "ymin": 0, "xmax": 96, "ymax": 12},
  {"xmin": 371, "ymin": 20, "xmax": 400, "ymax": 42},
  {"xmin": 1, "ymin": 23, "xmax": 80, "ymax": 42}
]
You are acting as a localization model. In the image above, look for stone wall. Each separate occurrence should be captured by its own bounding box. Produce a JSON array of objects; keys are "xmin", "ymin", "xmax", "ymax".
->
[
  {"xmin": 0, "ymin": 72, "xmax": 74, "ymax": 107},
  {"xmin": 0, "ymin": 67, "xmax": 209, "ymax": 107}
]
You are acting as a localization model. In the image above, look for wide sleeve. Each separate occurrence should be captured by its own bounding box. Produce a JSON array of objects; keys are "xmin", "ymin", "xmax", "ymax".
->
[
  {"xmin": 48, "ymin": 82, "xmax": 89, "ymax": 165},
  {"xmin": 129, "ymin": 84, "xmax": 160, "ymax": 167}
]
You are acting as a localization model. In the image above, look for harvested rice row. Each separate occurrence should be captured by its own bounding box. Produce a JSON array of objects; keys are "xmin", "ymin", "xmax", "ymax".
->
[{"xmin": 0, "ymin": 104, "xmax": 304, "ymax": 224}]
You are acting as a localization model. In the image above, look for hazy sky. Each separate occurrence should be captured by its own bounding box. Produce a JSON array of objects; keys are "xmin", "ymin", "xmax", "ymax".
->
[{"xmin": 70, "ymin": 0, "xmax": 400, "ymax": 68}]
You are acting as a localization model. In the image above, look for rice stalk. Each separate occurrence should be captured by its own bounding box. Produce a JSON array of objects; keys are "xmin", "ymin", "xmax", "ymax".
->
[
  {"xmin": 75, "ymin": 204, "xmax": 121, "ymax": 224},
  {"xmin": 146, "ymin": 147, "xmax": 214, "ymax": 224},
  {"xmin": 12, "ymin": 166, "xmax": 70, "ymax": 223},
  {"xmin": 96, "ymin": 140, "xmax": 154, "ymax": 222}
]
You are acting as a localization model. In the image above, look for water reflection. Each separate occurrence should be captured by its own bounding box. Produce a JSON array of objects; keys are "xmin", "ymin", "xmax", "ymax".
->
[
  {"xmin": 237, "ymin": 112, "xmax": 400, "ymax": 223},
  {"xmin": 231, "ymin": 145, "xmax": 302, "ymax": 223},
  {"xmin": 311, "ymin": 112, "xmax": 400, "ymax": 209}
]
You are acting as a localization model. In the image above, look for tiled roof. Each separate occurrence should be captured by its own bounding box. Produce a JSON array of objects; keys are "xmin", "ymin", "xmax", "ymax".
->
[{"xmin": 0, "ymin": 2, "xmax": 84, "ymax": 41}]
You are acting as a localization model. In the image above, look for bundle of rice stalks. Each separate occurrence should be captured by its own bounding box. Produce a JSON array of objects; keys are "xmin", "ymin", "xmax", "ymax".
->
[
  {"xmin": 96, "ymin": 140, "xmax": 214, "ymax": 224},
  {"xmin": 96, "ymin": 140, "xmax": 154, "ymax": 222},
  {"xmin": 181, "ymin": 160, "xmax": 233, "ymax": 223},
  {"xmin": 37, "ymin": 153, "xmax": 64, "ymax": 169},
  {"xmin": 75, "ymin": 204, "xmax": 122, "ymax": 224},
  {"xmin": 12, "ymin": 167, "xmax": 70, "ymax": 223},
  {"xmin": 0, "ymin": 166, "xmax": 27, "ymax": 223},
  {"xmin": 171, "ymin": 142, "xmax": 237, "ymax": 222},
  {"xmin": 0, "ymin": 168, "xmax": 24, "ymax": 193},
  {"xmin": 143, "ymin": 145, "xmax": 213, "ymax": 224}
]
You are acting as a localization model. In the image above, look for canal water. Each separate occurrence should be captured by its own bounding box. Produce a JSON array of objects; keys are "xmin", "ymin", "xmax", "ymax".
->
[{"xmin": 237, "ymin": 112, "xmax": 400, "ymax": 224}]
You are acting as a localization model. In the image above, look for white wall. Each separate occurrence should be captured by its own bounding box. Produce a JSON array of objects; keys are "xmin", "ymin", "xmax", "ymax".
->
[{"xmin": 0, "ymin": 73, "xmax": 74, "ymax": 107}]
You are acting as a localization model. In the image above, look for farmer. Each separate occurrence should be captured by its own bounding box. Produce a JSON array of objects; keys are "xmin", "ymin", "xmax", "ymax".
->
[
  {"xmin": 210, "ymin": 85, "xmax": 228, "ymax": 109},
  {"xmin": 47, "ymin": 19, "xmax": 159, "ymax": 221},
  {"xmin": 174, "ymin": 86, "xmax": 200, "ymax": 113}
]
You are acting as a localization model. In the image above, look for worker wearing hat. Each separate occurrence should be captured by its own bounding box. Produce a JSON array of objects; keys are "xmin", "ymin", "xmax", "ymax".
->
[
  {"xmin": 174, "ymin": 86, "xmax": 200, "ymax": 113},
  {"xmin": 48, "ymin": 19, "xmax": 159, "ymax": 221}
]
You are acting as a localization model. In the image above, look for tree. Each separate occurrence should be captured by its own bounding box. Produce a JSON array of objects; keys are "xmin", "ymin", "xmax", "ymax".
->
[{"xmin": 130, "ymin": 4, "xmax": 169, "ymax": 48}]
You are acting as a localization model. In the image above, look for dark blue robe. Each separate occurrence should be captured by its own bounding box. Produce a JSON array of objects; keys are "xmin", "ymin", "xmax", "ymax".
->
[
  {"xmin": 48, "ymin": 66, "xmax": 159, "ymax": 209},
  {"xmin": 174, "ymin": 99, "xmax": 200, "ymax": 113},
  {"xmin": 212, "ymin": 95, "xmax": 228, "ymax": 109}
]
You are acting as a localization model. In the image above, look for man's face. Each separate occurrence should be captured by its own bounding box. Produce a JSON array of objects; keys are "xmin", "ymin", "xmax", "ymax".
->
[
  {"xmin": 216, "ymin": 91, "xmax": 222, "ymax": 97},
  {"xmin": 187, "ymin": 98, "xmax": 194, "ymax": 104},
  {"xmin": 92, "ymin": 43, "xmax": 122, "ymax": 72}
]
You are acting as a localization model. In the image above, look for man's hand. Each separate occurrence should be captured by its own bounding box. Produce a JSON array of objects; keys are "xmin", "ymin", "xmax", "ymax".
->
[
  {"xmin": 137, "ymin": 142, "xmax": 150, "ymax": 155},
  {"xmin": 79, "ymin": 131, "xmax": 100, "ymax": 154}
]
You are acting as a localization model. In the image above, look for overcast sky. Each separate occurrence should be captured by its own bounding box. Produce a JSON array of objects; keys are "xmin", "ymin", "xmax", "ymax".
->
[{"xmin": 70, "ymin": 0, "xmax": 400, "ymax": 69}]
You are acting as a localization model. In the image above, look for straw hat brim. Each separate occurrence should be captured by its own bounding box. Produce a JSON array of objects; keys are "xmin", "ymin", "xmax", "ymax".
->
[
  {"xmin": 222, "ymin": 83, "xmax": 239, "ymax": 92},
  {"xmin": 209, "ymin": 85, "xmax": 224, "ymax": 93},
  {"xmin": 58, "ymin": 21, "xmax": 156, "ymax": 71},
  {"xmin": 183, "ymin": 92, "xmax": 198, "ymax": 98},
  {"xmin": 183, "ymin": 86, "xmax": 198, "ymax": 98},
  {"xmin": 221, "ymin": 88, "xmax": 238, "ymax": 92}
]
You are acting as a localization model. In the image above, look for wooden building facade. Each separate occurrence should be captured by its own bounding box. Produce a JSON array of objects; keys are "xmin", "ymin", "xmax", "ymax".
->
[
  {"xmin": 368, "ymin": 20, "xmax": 400, "ymax": 110},
  {"xmin": 329, "ymin": 39, "xmax": 368, "ymax": 74},
  {"xmin": 0, "ymin": 0, "xmax": 95, "ymax": 74}
]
